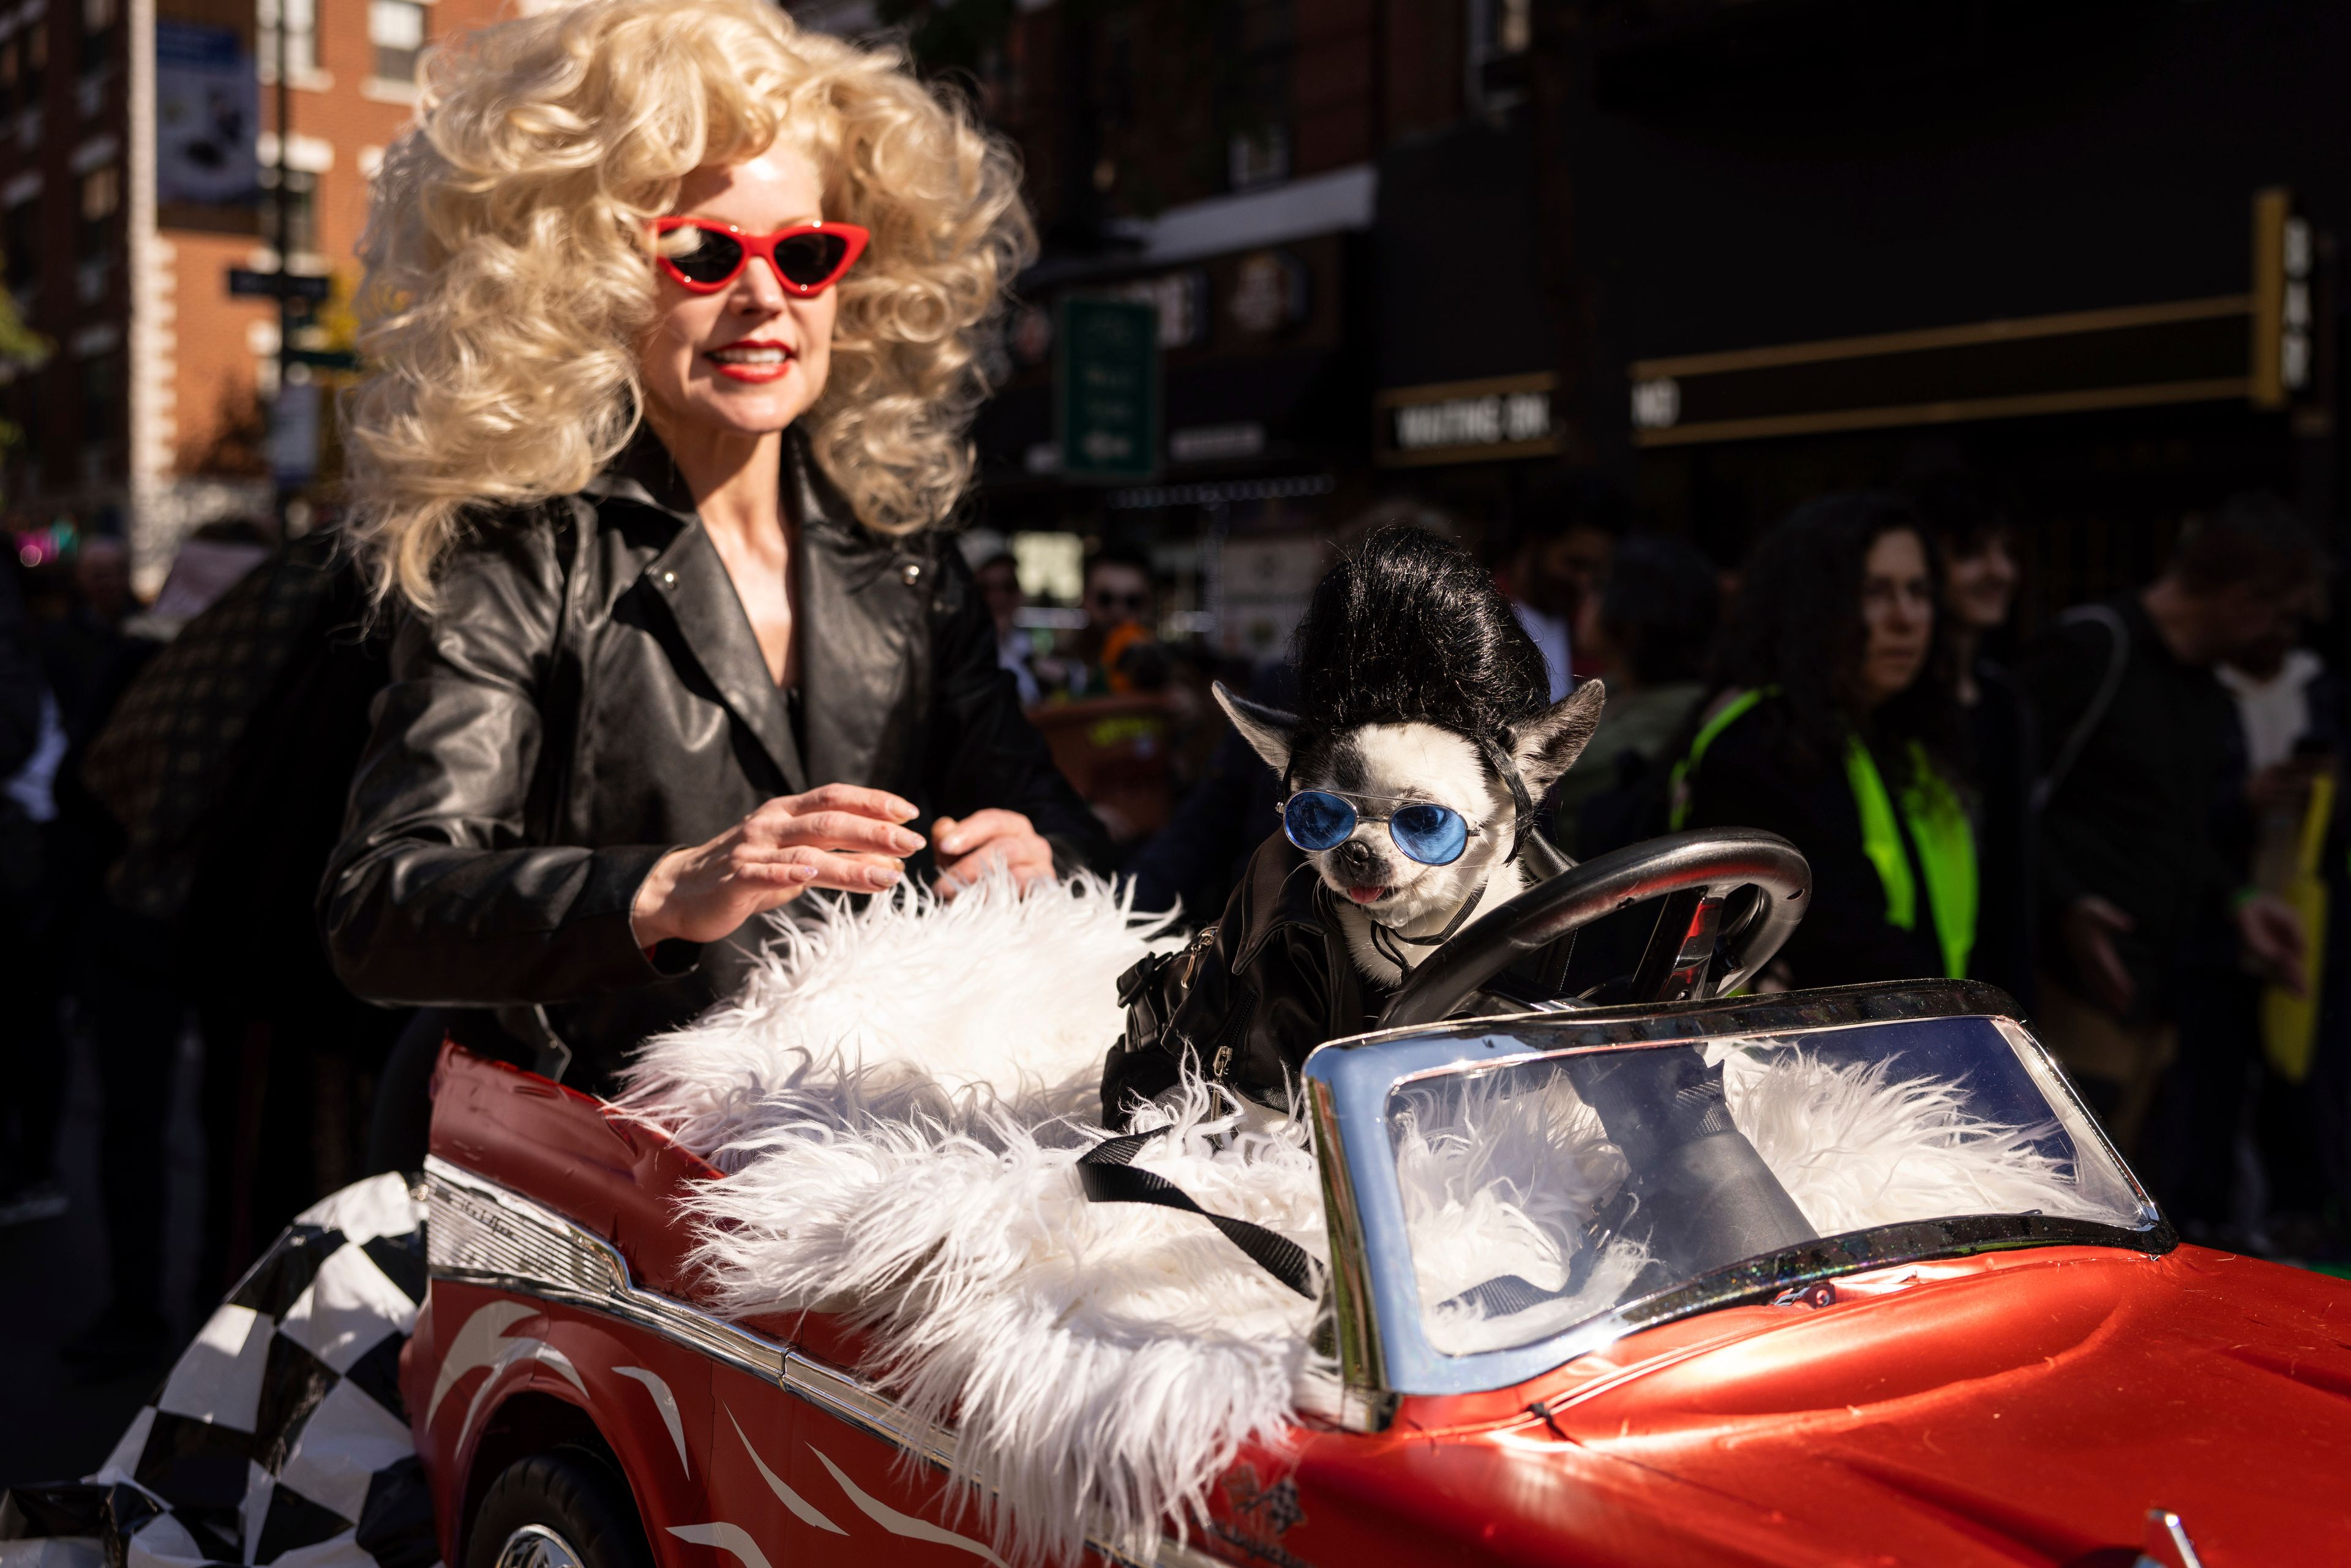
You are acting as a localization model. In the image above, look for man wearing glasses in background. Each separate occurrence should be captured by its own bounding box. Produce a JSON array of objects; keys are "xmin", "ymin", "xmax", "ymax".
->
[{"xmin": 1065, "ymin": 544, "xmax": 1170, "ymax": 697}]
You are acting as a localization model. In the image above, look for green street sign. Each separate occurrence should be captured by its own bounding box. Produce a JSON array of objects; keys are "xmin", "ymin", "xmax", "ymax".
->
[{"xmin": 1054, "ymin": 295, "xmax": 1160, "ymax": 482}]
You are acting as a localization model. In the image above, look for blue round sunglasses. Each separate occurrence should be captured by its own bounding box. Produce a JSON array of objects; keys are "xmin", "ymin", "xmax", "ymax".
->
[{"xmin": 1280, "ymin": 789, "xmax": 1477, "ymax": 867}]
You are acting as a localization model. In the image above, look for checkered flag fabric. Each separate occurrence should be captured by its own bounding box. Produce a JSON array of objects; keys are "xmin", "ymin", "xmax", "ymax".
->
[{"xmin": 0, "ymin": 1174, "xmax": 438, "ymax": 1568}]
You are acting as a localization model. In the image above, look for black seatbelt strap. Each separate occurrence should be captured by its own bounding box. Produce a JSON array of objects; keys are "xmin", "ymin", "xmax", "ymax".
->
[
  {"xmin": 1477, "ymin": 733, "xmax": 1539, "ymax": 864},
  {"xmin": 1077, "ymin": 1132, "xmax": 1322, "ymax": 1299}
]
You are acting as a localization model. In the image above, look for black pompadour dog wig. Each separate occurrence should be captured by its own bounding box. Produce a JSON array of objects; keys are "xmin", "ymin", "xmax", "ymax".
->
[{"xmin": 1236, "ymin": 525, "xmax": 1577, "ymax": 866}]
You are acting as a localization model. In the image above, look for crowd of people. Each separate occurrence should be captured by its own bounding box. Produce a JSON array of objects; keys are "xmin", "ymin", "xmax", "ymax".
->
[
  {"xmin": 5, "ymin": 470, "xmax": 2347, "ymax": 1384},
  {"xmin": 0, "ymin": 0, "xmax": 2343, "ymax": 1406}
]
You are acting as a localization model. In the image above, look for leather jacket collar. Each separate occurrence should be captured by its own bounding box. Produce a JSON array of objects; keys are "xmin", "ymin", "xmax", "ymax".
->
[{"xmin": 579, "ymin": 424, "xmax": 934, "ymax": 797}]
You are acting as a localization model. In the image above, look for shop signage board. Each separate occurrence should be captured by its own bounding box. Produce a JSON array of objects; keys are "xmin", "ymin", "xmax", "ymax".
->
[
  {"xmin": 1625, "ymin": 188, "xmax": 2325, "ymax": 448},
  {"xmin": 1054, "ymin": 296, "xmax": 1161, "ymax": 482},
  {"xmin": 228, "ymin": 268, "xmax": 332, "ymax": 302},
  {"xmin": 157, "ymin": 23, "xmax": 258, "ymax": 211},
  {"xmin": 1374, "ymin": 372, "xmax": 1559, "ymax": 467}
]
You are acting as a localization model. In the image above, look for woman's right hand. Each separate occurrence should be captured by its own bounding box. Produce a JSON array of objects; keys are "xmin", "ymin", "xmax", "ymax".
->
[{"xmin": 630, "ymin": 784, "xmax": 924, "ymax": 948}]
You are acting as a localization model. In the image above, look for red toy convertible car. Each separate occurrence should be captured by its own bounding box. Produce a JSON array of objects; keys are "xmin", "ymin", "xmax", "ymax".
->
[{"xmin": 407, "ymin": 834, "xmax": 2351, "ymax": 1567}]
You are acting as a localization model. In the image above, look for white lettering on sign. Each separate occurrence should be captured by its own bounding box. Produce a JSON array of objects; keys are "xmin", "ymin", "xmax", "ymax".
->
[
  {"xmin": 1631, "ymin": 377, "xmax": 1681, "ymax": 430},
  {"xmin": 2284, "ymin": 217, "xmax": 2314, "ymax": 392},
  {"xmin": 1393, "ymin": 390, "xmax": 1551, "ymax": 452}
]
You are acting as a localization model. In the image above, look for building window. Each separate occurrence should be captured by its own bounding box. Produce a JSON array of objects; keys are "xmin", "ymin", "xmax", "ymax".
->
[
  {"xmin": 78, "ymin": 348, "xmax": 118, "ymax": 462},
  {"xmin": 1220, "ymin": 0, "xmax": 1292, "ymax": 193},
  {"xmin": 80, "ymin": 0, "xmax": 118, "ymax": 75},
  {"xmin": 1468, "ymin": 0, "xmax": 1531, "ymax": 106},
  {"xmin": 259, "ymin": 165, "xmax": 317, "ymax": 257},
  {"xmin": 7, "ymin": 196, "xmax": 40, "ymax": 303},
  {"xmin": 75, "ymin": 163, "xmax": 115, "ymax": 264},
  {"xmin": 11, "ymin": 374, "xmax": 43, "ymax": 492},
  {"xmin": 258, "ymin": 0, "xmax": 317, "ymax": 80},
  {"xmin": 369, "ymin": 0, "xmax": 424, "ymax": 84},
  {"xmin": 7, "ymin": 23, "xmax": 48, "ymax": 118}
]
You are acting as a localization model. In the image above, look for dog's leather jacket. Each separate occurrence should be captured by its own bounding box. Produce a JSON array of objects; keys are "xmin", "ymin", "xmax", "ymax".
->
[{"xmin": 1103, "ymin": 832, "xmax": 1387, "ymax": 1123}]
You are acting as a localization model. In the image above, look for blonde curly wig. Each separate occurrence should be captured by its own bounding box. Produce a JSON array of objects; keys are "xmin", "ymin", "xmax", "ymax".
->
[{"xmin": 342, "ymin": 0, "xmax": 1033, "ymax": 608}]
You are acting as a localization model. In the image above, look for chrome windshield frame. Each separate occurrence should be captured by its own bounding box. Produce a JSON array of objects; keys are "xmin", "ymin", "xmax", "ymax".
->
[{"xmin": 1300, "ymin": 978, "xmax": 2174, "ymax": 1414}]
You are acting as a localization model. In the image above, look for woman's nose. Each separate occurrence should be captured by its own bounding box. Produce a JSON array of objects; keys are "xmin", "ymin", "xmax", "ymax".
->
[{"xmin": 735, "ymin": 260, "xmax": 787, "ymax": 311}]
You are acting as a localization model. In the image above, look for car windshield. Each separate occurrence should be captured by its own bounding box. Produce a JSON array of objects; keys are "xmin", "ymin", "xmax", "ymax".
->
[{"xmin": 1377, "ymin": 1011, "xmax": 2153, "ymax": 1360}]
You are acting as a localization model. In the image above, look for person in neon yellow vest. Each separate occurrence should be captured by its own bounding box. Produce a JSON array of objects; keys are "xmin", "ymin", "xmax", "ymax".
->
[{"xmin": 1671, "ymin": 493, "xmax": 1975, "ymax": 988}]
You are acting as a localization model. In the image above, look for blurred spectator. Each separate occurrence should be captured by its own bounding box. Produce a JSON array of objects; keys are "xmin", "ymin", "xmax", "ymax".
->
[
  {"xmin": 2151, "ymin": 571, "xmax": 2338, "ymax": 1247},
  {"xmin": 960, "ymin": 529, "xmax": 1041, "ymax": 705},
  {"xmin": 39, "ymin": 536, "xmax": 132, "ymax": 732},
  {"xmin": 0, "ymin": 550, "xmax": 68, "ymax": 1229},
  {"xmin": 73, "ymin": 522, "xmax": 409, "ymax": 1322},
  {"xmin": 50, "ymin": 517, "xmax": 283, "ymax": 1372},
  {"xmin": 1913, "ymin": 472, "xmax": 2036, "ymax": 1011},
  {"xmin": 2019, "ymin": 492, "xmax": 2315, "ymax": 1154},
  {"xmin": 1554, "ymin": 533, "xmax": 1719, "ymax": 854},
  {"xmin": 1672, "ymin": 493, "xmax": 1974, "ymax": 989},
  {"xmin": 1498, "ymin": 471, "xmax": 1626, "ymax": 699},
  {"xmin": 1063, "ymin": 544, "xmax": 1169, "ymax": 696}
]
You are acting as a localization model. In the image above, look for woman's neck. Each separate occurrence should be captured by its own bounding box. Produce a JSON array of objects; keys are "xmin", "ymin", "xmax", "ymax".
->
[
  {"xmin": 648, "ymin": 410, "xmax": 799, "ymax": 688},
  {"xmin": 649, "ymin": 412, "xmax": 787, "ymax": 545}
]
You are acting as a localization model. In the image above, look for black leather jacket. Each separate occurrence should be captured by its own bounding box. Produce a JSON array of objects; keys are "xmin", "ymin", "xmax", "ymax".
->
[
  {"xmin": 1102, "ymin": 832, "xmax": 1386, "ymax": 1123},
  {"xmin": 322, "ymin": 429, "xmax": 1108, "ymax": 1092}
]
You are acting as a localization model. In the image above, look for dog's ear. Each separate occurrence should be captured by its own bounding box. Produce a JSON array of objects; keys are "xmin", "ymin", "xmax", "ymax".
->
[
  {"xmin": 1213, "ymin": 681, "xmax": 1299, "ymax": 776},
  {"xmin": 1511, "ymin": 680, "xmax": 1607, "ymax": 797}
]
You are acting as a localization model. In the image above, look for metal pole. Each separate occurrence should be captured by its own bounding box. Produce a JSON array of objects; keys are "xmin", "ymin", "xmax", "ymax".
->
[{"xmin": 272, "ymin": 0, "xmax": 291, "ymax": 509}]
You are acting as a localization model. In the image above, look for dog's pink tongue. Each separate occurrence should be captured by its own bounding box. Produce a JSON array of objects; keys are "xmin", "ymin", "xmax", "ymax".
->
[{"xmin": 1346, "ymin": 885, "xmax": 1388, "ymax": 904}]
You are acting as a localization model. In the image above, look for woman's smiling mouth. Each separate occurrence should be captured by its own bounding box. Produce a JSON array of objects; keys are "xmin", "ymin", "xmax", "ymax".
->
[{"xmin": 705, "ymin": 340, "xmax": 797, "ymax": 383}]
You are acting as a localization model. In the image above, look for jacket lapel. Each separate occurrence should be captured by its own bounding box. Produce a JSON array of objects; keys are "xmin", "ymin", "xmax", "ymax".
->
[
  {"xmin": 589, "ymin": 432, "xmax": 808, "ymax": 793},
  {"xmin": 643, "ymin": 523, "xmax": 807, "ymax": 793},
  {"xmin": 789, "ymin": 437, "xmax": 925, "ymax": 790}
]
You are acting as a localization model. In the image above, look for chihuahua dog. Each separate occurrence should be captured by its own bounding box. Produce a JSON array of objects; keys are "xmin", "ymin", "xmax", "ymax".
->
[{"xmin": 1214, "ymin": 528, "xmax": 1605, "ymax": 987}]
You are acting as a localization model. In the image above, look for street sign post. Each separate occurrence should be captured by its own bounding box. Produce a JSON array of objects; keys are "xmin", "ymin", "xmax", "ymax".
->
[
  {"xmin": 1054, "ymin": 296, "xmax": 1161, "ymax": 482},
  {"xmin": 227, "ymin": 267, "xmax": 331, "ymax": 302},
  {"xmin": 269, "ymin": 380, "xmax": 320, "ymax": 487}
]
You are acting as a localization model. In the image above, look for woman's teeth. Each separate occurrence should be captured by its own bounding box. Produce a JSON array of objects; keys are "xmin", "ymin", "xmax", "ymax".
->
[{"xmin": 710, "ymin": 344, "xmax": 792, "ymax": 363}]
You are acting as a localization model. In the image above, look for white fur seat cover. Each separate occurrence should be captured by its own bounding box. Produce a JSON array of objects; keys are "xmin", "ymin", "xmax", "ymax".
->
[{"xmin": 616, "ymin": 874, "xmax": 2099, "ymax": 1566}]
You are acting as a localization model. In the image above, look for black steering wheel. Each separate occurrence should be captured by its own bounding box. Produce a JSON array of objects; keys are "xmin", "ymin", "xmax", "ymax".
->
[
  {"xmin": 1378, "ymin": 829, "xmax": 1811, "ymax": 1032},
  {"xmin": 1379, "ymin": 829, "xmax": 1820, "ymax": 1289}
]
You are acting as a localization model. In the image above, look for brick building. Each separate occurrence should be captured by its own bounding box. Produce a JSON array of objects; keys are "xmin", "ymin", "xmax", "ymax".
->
[{"xmin": 0, "ymin": 0, "xmax": 498, "ymax": 593}]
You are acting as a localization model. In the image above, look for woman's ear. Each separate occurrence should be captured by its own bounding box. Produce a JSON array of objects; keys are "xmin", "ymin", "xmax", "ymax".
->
[
  {"xmin": 1213, "ymin": 681, "xmax": 1298, "ymax": 776},
  {"xmin": 1512, "ymin": 680, "xmax": 1607, "ymax": 797}
]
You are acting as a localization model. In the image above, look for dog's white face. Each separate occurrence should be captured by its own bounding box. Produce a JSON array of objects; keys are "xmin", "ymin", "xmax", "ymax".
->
[
  {"xmin": 1217, "ymin": 681, "xmax": 1607, "ymax": 937},
  {"xmin": 1283, "ymin": 721, "xmax": 1511, "ymax": 929}
]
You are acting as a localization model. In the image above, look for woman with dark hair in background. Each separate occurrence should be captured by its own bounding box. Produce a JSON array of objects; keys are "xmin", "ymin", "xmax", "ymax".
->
[
  {"xmin": 1671, "ymin": 493, "xmax": 1975, "ymax": 989},
  {"xmin": 1912, "ymin": 472, "xmax": 2035, "ymax": 1011}
]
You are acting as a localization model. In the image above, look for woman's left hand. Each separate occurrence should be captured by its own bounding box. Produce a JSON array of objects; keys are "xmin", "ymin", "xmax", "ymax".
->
[{"xmin": 934, "ymin": 810, "xmax": 1055, "ymax": 897}]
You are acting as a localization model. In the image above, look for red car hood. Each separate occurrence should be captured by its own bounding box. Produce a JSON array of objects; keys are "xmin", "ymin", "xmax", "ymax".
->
[{"xmin": 1309, "ymin": 1245, "xmax": 2351, "ymax": 1566}]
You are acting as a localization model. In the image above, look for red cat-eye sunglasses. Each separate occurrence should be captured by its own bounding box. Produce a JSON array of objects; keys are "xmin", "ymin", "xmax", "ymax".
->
[{"xmin": 650, "ymin": 216, "xmax": 871, "ymax": 298}]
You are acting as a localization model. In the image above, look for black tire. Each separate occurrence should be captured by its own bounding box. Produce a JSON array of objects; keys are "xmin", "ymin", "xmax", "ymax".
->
[{"xmin": 465, "ymin": 1451, "xmax": 654, "ymax": 1568}]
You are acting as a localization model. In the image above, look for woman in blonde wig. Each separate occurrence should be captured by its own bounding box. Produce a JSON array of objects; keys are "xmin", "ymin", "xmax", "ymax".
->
[{"xmin": 323, "ymin": 0, "xmax": 1106, "ymax": 1159}]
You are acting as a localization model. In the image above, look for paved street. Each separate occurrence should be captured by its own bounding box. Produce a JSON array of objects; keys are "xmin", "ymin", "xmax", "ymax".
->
[{"xmin": 0, "ymin": 1018, "xmax": 204, "ymax": 1485}]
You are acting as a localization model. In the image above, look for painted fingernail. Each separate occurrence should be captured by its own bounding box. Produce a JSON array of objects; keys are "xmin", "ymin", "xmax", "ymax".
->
[
  {"xmin": 790, "ymin": 863, "xmax": 819, "ymax": 878},
  {"xmin": 872, "ymin": 867, "xmax": 901, "ymax": 886},
  {"xmin": 939, "ymin": 836, "xmax": 962, "ymax": 854},
  {"xmin": 893, "ymin": 830, "xmax": 923, "ymax": 852}
]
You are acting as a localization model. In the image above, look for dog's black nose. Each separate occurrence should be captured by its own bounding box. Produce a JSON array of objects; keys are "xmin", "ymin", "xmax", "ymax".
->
[{"xmin": 1333, "ymin": 839, "xmax": 1378, "ymax": 879}]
